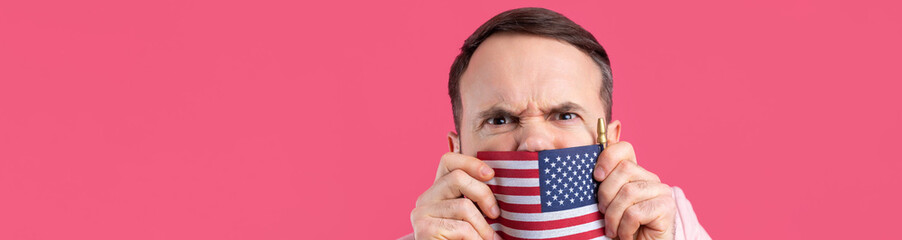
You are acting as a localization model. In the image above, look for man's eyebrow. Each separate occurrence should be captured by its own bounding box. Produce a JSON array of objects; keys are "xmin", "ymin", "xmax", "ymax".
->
[
  {"xmin": 476, "ymin": 102, "xmax": 587, "ymax": 119},
  {"xmin": 477, "ymin": 106, "xmax": 516, "ymax": 119},
  {"xmin": 550, "ymin": 102, "xmax": 587, "ymax": 113}
]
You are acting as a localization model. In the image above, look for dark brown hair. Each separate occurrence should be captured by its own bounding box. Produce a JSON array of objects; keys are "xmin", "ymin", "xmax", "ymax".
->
[{"xmin": 449, "ymin": 7, "xmax": 613, "ymax": 132}]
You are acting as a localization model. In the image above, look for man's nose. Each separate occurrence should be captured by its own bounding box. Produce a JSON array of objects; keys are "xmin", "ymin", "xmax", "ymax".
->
[{"xmin": 516, "ymin": 123, "xmax": 556, "ymax": 152}]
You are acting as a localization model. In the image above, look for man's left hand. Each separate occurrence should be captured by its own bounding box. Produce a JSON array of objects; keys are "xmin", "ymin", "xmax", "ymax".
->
[{"xmin": 594, "ymin": 141, "xmax": 675, "ymax": 240}]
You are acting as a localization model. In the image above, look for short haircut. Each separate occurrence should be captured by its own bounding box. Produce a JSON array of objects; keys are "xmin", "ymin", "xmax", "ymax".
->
[{"xmin": 448, "ymin": 7, "xmax": 614, "ymax": 133}]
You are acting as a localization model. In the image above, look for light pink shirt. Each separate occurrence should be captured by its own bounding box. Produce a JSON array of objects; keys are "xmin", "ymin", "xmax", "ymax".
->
[{"xmin": 399, "ymin": 186, "xmax": 710, "ymax": 240}]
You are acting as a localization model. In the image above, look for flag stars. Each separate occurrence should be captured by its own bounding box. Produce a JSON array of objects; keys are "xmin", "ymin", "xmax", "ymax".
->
[
  {"xmin": 584, "ymin": 153, "xmax": 589, "ymax": 158},
  {"xmin": 544, "ymin": 157, "xmax": 550, "ymax": 163}
]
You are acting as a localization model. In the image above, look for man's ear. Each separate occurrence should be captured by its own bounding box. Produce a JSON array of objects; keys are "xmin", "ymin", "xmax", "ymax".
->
[
  {"xmin": 447, "ymin": 131, "xmax": 461, "ymax": 153},
  {"xmin": 606, "ymin": 120, "xmax": 622, "ymax": 144}
]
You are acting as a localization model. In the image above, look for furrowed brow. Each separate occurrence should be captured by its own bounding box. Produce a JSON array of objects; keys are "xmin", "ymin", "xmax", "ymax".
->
[
  {"xmin": 477, "ymin": 106, "xmax": 516, "ymax": 119},
  {"xmin": 547, "ymin": 102, "xmax": 586, "ymax": 114}
]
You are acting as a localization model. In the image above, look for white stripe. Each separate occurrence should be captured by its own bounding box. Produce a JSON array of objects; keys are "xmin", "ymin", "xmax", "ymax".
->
[
  {"xmin": 494, "ymin": 194, "xmax": 540, "ymax": 204},
  {"xmin": 589, "ymin": 237, "xmax": 612, "ymax": 240},
  {"xmin": 500, "ymin": 204, "xmax": 601, "ymax": 222},
  {"xmin": 485, "ymin": 177, "xmax": 539, "ymax": 187},
  {"xmin": 484, "ymin": 160, "xmax": 538, "ymax": 170},
  {"xmin": 490, "ymin": 220, "xmax": 604, "ymax": 239}
]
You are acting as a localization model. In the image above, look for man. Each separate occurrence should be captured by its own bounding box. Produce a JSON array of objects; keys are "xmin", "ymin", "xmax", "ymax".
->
[{"xmin": 404, "ymin": 8, "xmax": 709, "ymax": 240}]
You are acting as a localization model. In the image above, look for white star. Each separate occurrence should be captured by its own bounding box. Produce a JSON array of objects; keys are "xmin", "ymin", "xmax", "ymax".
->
[
  {"xmin": 572, "ymin": 160, "xmax": 576, "ymax": 165},
  {"xmin": 568, "ymin": 177, "xmax": 573, "ymax": 182},
  {"xmin": 544, "ymin": 157, "xmax": 550, "ymax": 162},
  {"xmin": 547, "ymin": 201, "xmax": 553, "ymax": 206},
  {"xmin": 552, "ymin": 195, "xmax": 559, "ymax": 200},
  {"xmin": 558, "ymin": 189, "xmax": 563, "ymax": 194},
  {"xmin": 557, "ymin": 178, "xmax": 563, "ymax": 183},
  {"xmin": 550, "ymin": 162, "xmax": 556, "ymax": 168},
  {"xmin": 559, "ymin": 200, "xmax": 564, "ymax": 205},
  {"xmin": 580, "ymin": 197, "xmax": 585, "ymax": 201},
  {"xmin": 546, "ymin": 190, "xmax": 551, "ymax": 195},
  {"xmin": 570, "ymin": 198, "xmax": 575, "ymax": 203},
  {"xmin": 568, "ymin": 166, "xmax": 573, "ymax": 171},
  {"xmin": 556, "ymin": 156, "xmax": 561, "ymax": 161},
  {"xmin": 545, "ymin": 168, "xmax": 551, "ymax": 174},
  {"xmin": 575, "ymin": 154, "xmax": 580, "ymax": 159},
  {"xmin": 552, "ymin": 184, "xmax": 558, "ymax": 189},
  {"xmin": 593, "ymin": 152, "xmax": 598, "ymax": 157},
  {"xmin": 563, "ymin": 183, "xmax": 569, "ymax": 188},
  {"xmin": 564, "ymin": 194, "xmax": 569, "ymax": 199},
  {"xmin": 545, "ymin": 179, "xmax": 551, "ymax": 185},
  {"xmin": 585, "ymin": 153, "xmax": 589, "ymax": 158},
  {"xmin": 577, "ymin": 164, "xmax": 582, "ymax": 170},
  {"xmin": 562, "ymin": 161, "xmax": 567, "ymax": 166},
  {"xmin": 551, "ymin": 173, "xmax": 556, "ymax": 179},
  {"xmin": 567, "ymin": 155, "xmax": 571, "ymax": 160},
  {"xmin": 557, "ymin": 167, "xmax": 562, "ymax": 172}
]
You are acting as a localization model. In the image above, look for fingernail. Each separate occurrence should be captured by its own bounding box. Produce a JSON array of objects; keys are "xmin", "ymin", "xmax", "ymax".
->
[
  {"xmin": 481, "ymin": 165, "xmax": 493, "ymax": 177},
  {"xmin": 491, "ymin": 205, "xmax": 501, "ymax": 218},
  {"xmin": 594, "ymin": 166, "xmax": 605, "ymax": 180}
]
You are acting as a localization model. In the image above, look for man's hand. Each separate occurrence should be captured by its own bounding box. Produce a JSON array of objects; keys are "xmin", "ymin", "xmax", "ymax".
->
[
  {"xmin": 410, "ymin": 152, "xmax": 502, "ymax": 240},
  {"xmin": 594, "ymin": 141, "xmax": 676, "ymax": 240}
]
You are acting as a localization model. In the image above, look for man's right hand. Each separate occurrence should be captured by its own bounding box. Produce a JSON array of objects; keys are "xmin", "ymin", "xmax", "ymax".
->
[{"xmin": 410, "ymin": 152, "xmax": 503, "ymax": 240}]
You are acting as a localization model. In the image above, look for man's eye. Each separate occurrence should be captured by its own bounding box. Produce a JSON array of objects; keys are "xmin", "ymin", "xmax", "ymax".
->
[
  {"xmin": 487, "ymin": 117, "xmax": 509, "ymax": 125},
  {"xmin": 556, "ymin": 112, "xmax": 578, "ymax": 121}
]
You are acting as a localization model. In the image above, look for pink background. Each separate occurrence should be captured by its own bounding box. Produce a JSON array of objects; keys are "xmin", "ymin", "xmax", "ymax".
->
[{"xmin": 1, "ymin": 0, "xmax": 900, "ymax": 239}]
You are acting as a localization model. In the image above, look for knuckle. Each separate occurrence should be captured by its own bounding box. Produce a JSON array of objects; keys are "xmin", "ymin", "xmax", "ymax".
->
[
  {"xmin": 618, "ymin": 141, "xmax": 635, "ymax": 152},
  {"xmin": 622, "ymin": 182, "xmax": 643, "ymax": 197},
  {"xmin": 623, "ymin": 205, "xmax": 642, "ymax": 223}
]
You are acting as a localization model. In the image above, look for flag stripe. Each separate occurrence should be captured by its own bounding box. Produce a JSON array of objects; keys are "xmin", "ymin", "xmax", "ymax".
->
[
  {"xmin": 491, "ymin": 220, "xmax": 604, "ymax": 240},
  {"xmin": 486, "ymin": 177, "xmax": 539, "ymax": 187},
  {"xmin": 493, "ymin": 169, "xmax": 541, "ymax": 178},
  {"xmin": 488, "ymin": 185, "xmax": 540, "ymax": 196},
  {"xmin": 484, "ymin": 160, "xmax": 538, "ymax": 170},
  {"xmin": 486, "ymin": 211, "xmax": 603, "ymax": 230},
  {"xmin": 494, "ymin": 194, "xmax": 540, "ymax": 204},
  {"xmin": 495, "ymin": 230, "xmax": 608, "ymax": 240},
  {"xmin": 477, "ymin": 151, "xmax": 538, "ymax": 160},
  {"xmin": 500, "ymin": 204, "xmax": 600, "ymax": 222},
  {"xmin": 496, "ymin": 201, "xmax": 542, "ymax": 213}
]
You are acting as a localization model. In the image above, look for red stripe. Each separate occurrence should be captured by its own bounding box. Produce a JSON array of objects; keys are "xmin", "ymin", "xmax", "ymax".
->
[
  {"xmin": 485, "ymin": 211, "xmax": 603, "ymax": 230},
  {"xmin": 496, "ymin": 227, "xmax": 605, "ymax": 240},
  {"xmin": 496, "ymin": 201, "xmax": 542, "ymax": 213},
  {"xmin": 477, "ymin": 151, "xmax": 538, "ymax": 161},
  {"xmin": 488, "ymin": 185, "xmax": 540, "ymax": 196},
  {"xmin": 493, "ymin": 169, "xmax": 540, "ymax": 178}
]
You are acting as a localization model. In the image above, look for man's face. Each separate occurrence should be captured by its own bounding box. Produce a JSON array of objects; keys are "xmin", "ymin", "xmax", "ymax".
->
[{"xmin": 452, "ymin": 33, "xmax": 613, "ymax": 156}]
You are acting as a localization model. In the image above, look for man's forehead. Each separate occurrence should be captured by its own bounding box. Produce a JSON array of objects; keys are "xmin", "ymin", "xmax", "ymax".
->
[{"xmin": 459, "ymin": 33, "xmax": 603, "ymax": 116}]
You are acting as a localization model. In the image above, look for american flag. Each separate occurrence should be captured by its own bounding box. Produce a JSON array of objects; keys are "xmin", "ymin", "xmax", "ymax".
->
[{"xmin": 477, "ymin": 144, "xmax": 608, "ymax": 240}]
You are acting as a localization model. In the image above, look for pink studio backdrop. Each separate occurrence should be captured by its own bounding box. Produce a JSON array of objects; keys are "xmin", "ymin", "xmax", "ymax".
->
[{"xmin": 1, "ymin": 0, "xmax": 900, "ymax": 239}]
